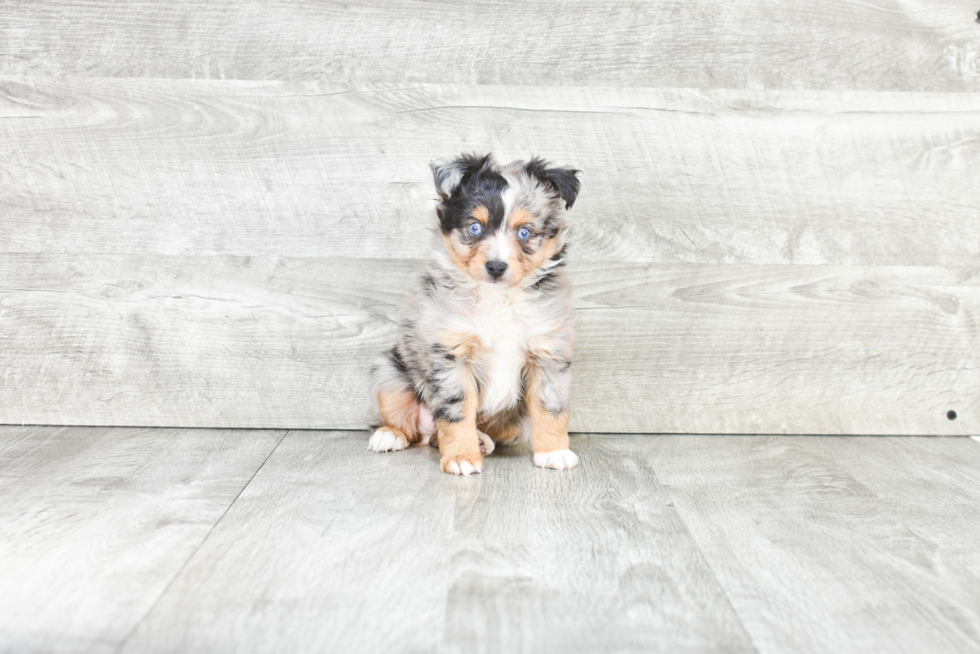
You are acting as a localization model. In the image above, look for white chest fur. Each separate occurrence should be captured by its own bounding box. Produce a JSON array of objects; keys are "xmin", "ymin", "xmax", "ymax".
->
[{"xmin": 468, "ymin": 285, "xmax": 531, "ymax": 416}]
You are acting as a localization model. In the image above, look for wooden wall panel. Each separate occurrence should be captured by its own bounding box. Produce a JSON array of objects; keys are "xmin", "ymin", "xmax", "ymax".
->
[
  {"xmin": 1, "ymin": 255, "xmax": 975, "ymax": 434},
  {"xmin": 2, "ymin": 79, "xmax": 979, "ymax": 266},
  {"xmin": 2, "ymin": 2, "xmax": 977, "ymax": 434},
  {"xmin": 2, "ymin": 1, "xmax": 979, "ymax": 91}
]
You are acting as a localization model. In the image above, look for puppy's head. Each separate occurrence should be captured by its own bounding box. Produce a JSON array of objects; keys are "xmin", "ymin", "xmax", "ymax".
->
[{"xmin": 430, "ymin": 153, "xmax": 580, "ymax": 287}]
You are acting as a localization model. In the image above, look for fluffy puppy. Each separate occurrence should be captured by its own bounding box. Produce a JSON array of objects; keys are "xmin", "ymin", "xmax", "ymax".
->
[{"xmin": 368, "ymin": 153, "xmax": 580, "ymax": 475}]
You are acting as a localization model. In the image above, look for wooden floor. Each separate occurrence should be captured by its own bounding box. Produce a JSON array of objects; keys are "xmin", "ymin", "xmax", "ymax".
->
[{"xmin": 3, "ymin": 427, "xmax": 980, "ymax": 653}]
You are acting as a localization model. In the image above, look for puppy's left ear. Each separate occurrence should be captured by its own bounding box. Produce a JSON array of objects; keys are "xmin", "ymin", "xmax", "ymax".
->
[{"xmin": 525, "ymin": 158, "xmax": 581, "ymax": 209}]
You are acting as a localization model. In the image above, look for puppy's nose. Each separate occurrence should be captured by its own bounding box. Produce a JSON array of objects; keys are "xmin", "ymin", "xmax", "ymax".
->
[{"xmin": 485, "ymin": 260, "xmax": 508, "ymax": 279}]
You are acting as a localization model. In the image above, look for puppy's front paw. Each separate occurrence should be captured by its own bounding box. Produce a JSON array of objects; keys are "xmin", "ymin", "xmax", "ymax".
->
[
  {"xmin": 533, "ymin": 449, "xmax": 579, "ymax": 470},
  {"xmin": 368, "ymin": 427, "xmax": 409, "ymax": 453},
  {"xmin": 441, "ymin": 453, "xmax": 483, "ymax": 476}
]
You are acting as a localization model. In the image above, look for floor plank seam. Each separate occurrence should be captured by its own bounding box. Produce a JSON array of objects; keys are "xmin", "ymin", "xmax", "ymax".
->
[
  {"xmin": 110, "ymin": 429, "xmax": 290, "ymax": 654},
  {"xmin": 640, "ymin": 440, "xmax": 763, "ymax": 654},
  {"xmin": 666, "ymin": 519, "xmax": 762, "ymax": 654}
]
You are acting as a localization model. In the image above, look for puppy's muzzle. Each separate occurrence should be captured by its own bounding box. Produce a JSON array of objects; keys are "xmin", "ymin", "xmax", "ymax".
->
[{"xmin": 485, "ymin": 260, "xmax": 508, "ymax": 280}]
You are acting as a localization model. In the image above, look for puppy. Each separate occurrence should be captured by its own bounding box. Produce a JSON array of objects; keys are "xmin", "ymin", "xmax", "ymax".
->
[{"xmin": 368, "ymin": 153, "xmax": 580, "ymax": 475}]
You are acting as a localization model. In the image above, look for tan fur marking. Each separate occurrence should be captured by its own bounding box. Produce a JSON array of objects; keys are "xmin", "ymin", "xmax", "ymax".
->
[
  {"xmin": 507, "ymin": 247, "xmax": 528, "ymax": 284},
  {"xmin": 378, "ymin": 388, "xmax": 421, "ymax": 444},
  {"xmin": 468, "ymin": 246, "xmax": 490, "ymax": 280},
  {"xmin": 441, "ymin": 330, "xmax": 481, "ymax": 361},
  {"xmin": 504, "ymin": 232, "xmax": 562, "ymax": 287},
  {"xmin": 436, "ymin": 372, "xmax": 483, "ymax": 474},
  {"xmin": 526, "ymin": 367, "xmax": 570, "ymax": 454},
  {"xmin": 502, "ymin": 206, "xmax": 567, "ymax": 287},
  {"xmin": 441, "ymin": 233, "xmax": 475, "ymax": 274},
  {"xmin": 525, "ymin": 235, "xmax": 562, "ymax": 273},
  {"xmin": 509, "ymin": 207, "xmax": 533, "ymax": 230},
  {"xmin": 506, "ymin": 208, "xmax": 534, "ymax": 284},
  {"xmin": 442, "ymin": 232, "xmax": 495, "ymax": 281},
  {"xmin": 471, "ymin": 205, "xmax": 490, "ymax": 225}
]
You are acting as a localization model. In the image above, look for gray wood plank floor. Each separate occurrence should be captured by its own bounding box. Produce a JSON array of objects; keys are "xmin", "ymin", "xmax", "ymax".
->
[
  {"xmin": 0, "ymin": 426, "xmax": 284, "ymax": 654},
  {"xmin": 3, "ymin": 426, "xmax": 980, "ymax": 653}
]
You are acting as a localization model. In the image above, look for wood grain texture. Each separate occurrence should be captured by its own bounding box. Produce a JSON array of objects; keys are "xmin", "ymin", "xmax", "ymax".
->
[
  {"xmin": 574, "ymin": 262, "xmax": 979, "ymax": 435},
  {"xmin": 0, "ymin": 425, "xmax": 283, "ymax": 654},
  {"xmin": 2, "ymin": 0, "xmax": 979, "ymax": 90},
  {"xmin": 120, "ymin": 432, "xmax": 755, "ymax": 654},
  {"xmin": 1, "ymin": 256, "xmax": 976, "ymax": 434},
  {"xmin": 647, "ymin": 435, "xmax": 980, "ymax": 654},
  {"xmin": 3, "ymin": 79, "xmax": 979, "ymax": 265},
  {"xmin": 117, "ymin": 430, "xmax": 458, "ymax": 653},
  {"xmin": 8, "ymin": 429, "xmax": 980, "ymax": 653},
  {"xmin": 818, "ymin": 437, "xmax": 980, "ymax": 573}
]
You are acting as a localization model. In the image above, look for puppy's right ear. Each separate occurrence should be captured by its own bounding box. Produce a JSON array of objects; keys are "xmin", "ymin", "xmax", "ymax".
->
[{"xmin": 430, "ymin": 153, "xmax": 494, "ymax": 200}]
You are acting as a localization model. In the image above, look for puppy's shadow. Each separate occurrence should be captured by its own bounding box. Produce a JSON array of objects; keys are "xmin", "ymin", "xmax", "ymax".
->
[{"xmin": 487, "ymin": 442, "xmax": 532, "ymax": 460}]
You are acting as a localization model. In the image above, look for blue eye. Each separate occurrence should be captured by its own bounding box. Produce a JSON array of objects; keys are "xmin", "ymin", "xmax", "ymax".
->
[
  {"xmin": 468, "ymin": 222, "xmax": 483, "ymax": 237},
  {"xmin": 517, "ymin": 226, "xmax": 531, "ymax": 241}
]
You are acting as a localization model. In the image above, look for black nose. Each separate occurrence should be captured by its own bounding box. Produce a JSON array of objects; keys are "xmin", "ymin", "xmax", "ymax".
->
[{"xmin": 485, "ymin": 260, "xmax": 508, "ymax": 279}]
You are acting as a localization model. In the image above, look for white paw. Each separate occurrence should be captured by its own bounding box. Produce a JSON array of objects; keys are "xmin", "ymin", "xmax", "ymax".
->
[
  {"xmin": 533, "ymin": 449, "xmax": 579, "ymax": 470},
  {"xmin": 478, "ymin": 430, "xmax": 495, "ymax": 455},
  {"xmin": 443, "ymin": 457, "xmax": 483, "ymax": 475},
  {"xmin": 368, "ymin": 428, "xmax": 408, "ymax": 452}
]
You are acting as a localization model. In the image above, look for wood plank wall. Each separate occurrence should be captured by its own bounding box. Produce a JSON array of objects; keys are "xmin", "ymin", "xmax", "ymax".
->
[{"xmin": 1, "ymin": 1, "xmax": 978, "ymax": 434}]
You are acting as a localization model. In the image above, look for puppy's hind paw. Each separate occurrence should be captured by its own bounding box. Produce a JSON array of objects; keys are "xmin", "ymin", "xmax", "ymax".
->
[
  {"xmin": 368, "ymin": 428, "xmax": 409, "ymax": 453},
  {"xmin": 477, "ymin": 430, "xmax": 495, "ymax": 455},
  {"xmin": 441, "ymin": 454, "xmax": 483, "ymax": 476},
  {"xmin": 533, "ymin": 449, "xmax": 579, "ymax": 470}
]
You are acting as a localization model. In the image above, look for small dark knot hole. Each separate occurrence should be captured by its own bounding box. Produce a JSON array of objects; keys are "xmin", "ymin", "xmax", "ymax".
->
[{"xmin": 947, "ymin": 410, "xmax": 957, "ymax": 420}]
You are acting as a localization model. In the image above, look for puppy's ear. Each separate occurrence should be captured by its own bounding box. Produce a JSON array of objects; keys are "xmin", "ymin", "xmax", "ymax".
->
[
  {"xmin": 525, "ymin": 158, "xmax": 581, "ymax": 209},
  {"xmin": 430, "ymin": 153, "xmax": 495, "ymax": 200}
]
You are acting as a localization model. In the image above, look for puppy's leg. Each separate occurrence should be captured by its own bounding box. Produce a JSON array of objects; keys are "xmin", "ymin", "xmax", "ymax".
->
[
  {"xmin": 433, "ymin": 370, "xmax": 483, "ymax": 475},
  {"xmin": 478, "ymin": 405, "xmax": 526, "ymax": 449},
  {"xmin": 368, "ymin": 388, "xmax": 420, "ymax": 452},
  {"xmin": 525, "ymin": 362, "xmax": 578, "ymax": 470},
  {"xmin": 434, "ymin": 427, "xmax": 494, "ymax": 455},
  {"xmin": 367, "ymin": 348, "xmax": 420, "ymax": 452}
]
